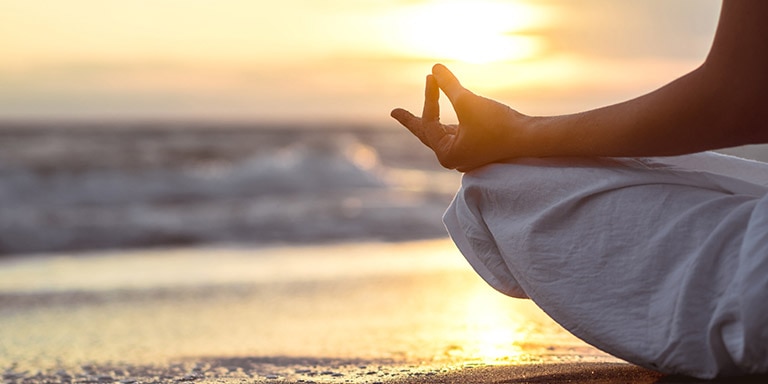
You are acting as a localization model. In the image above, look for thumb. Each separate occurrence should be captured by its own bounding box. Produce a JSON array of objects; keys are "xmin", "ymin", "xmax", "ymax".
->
[{"xmin": 432, "ymin": 64, "xmax": 466, "ymax": 105}]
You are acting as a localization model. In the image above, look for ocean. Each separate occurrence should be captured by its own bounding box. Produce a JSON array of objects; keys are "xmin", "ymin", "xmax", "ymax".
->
[{"xmin": 0, "ymin": 121, "xmax": 460, "ymax": 256}]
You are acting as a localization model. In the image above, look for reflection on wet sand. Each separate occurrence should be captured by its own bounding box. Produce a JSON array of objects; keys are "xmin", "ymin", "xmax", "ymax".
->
[{"xmin": 0, "ymin": 240, "xmax": 630, "ymax": 383}]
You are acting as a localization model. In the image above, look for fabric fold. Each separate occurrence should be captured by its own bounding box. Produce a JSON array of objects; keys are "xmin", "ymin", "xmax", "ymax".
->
[{"xmin": 443, "ymin": 152, "xmax": 768, "ymax": 378}]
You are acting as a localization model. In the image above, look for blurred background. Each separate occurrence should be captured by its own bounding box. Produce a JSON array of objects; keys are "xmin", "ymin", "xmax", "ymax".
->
[{"xmin": 0, "ymin": 0, "xmax": 740, "ymax": 255}]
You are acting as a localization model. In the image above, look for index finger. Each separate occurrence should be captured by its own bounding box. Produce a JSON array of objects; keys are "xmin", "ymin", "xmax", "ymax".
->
[
  {"xmin": 431, "ymin": 64, "xmax": 466, "ymax": 104},
  {"xmin": 422, "ymin": 74, "xmax": 440, "ymax": 123},
  {"xmin": 390, "ymin": 108, "xmax": 431, "ymax": 148}
]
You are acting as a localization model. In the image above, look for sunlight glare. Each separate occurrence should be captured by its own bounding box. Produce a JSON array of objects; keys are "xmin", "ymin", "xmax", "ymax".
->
[
  {"xmin": 461, "ymin": 286, "xmax": 527, "ymax": 364},
  {"xmin": 391, "ymin": 0, "xmax": 549, "ymax": 64}
]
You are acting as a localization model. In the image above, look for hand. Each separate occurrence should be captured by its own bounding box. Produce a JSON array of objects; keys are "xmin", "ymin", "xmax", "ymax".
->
[{"xmin": 391, "ymin": 64, "xmax": 529, "ymax": 172}]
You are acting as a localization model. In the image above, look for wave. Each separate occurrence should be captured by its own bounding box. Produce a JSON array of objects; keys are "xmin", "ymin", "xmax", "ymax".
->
[{"xmin": 0, "ymin": 126, "xmax": 456, "ymax": 255}]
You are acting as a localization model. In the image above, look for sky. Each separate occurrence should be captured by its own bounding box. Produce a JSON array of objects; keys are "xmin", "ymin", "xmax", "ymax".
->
[{"xmin": 0, "ymin": 0, "xmax": 721, "ymax": 125}]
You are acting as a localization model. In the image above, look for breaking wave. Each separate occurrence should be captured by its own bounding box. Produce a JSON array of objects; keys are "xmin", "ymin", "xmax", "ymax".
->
[{"xmin": 0, "ymin": 126, "xmax": 457, "ymax": 255}]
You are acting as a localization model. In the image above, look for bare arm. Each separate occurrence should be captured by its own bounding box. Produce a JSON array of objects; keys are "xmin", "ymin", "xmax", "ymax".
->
[{"xmin": 391, "ymin": 0, "xmax": 768, "ymax": 171}]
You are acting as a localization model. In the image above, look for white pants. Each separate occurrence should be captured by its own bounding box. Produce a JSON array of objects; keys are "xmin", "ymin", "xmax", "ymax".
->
[{"xmin": 443, "ymin": 152, "xmax": 768, "ymax": 378}]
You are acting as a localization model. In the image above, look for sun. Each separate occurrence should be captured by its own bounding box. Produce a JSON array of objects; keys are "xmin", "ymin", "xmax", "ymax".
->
[{"xmin": 390, "ymin": 0, "xmax": 547, "ymax": 64}]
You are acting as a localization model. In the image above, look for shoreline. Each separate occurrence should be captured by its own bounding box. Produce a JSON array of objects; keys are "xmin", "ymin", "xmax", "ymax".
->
[
  {"xmin": 4, "ymin": 240, "xmax": 766, "ymax": 383},
  {"xmin": 1, "ymin": 240, "xmax": 620, "ymax": 382}
]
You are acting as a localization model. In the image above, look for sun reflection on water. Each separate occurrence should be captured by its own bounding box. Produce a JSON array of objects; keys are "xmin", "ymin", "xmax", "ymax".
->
[{"xmin": 453, "ymin": 284, "xmax": 529, "ymax": 364}]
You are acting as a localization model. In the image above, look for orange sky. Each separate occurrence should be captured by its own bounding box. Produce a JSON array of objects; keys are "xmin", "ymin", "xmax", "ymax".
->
[{"xmin": 0, "ymin": 0, "xmax": 721, "ymax": 124}]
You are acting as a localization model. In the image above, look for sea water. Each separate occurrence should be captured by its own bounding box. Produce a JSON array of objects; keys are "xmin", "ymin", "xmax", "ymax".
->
[{"xmin": 0, "ymin": 122, "xmax": 460, "ymax": 255}]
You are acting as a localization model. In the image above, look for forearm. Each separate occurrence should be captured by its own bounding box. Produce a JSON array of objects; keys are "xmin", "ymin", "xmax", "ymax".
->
[
  {"xmin": 521, "ymin": 67, "xmax": 726, "ymax": 158},
  {"xmin": 517, "ymin": 0, "xmax": 768, "ymax": 159}
]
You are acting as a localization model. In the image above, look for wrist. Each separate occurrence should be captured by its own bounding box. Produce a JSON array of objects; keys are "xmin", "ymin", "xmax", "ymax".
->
[{"xmin": 504, "ymin": 113, "xmax": 546, "ymax": 158}]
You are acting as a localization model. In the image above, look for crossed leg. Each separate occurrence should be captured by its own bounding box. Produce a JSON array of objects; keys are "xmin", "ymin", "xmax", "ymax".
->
[{"xmin": 444, "ymin": 152, "xmax": 768, "ymax": 378}]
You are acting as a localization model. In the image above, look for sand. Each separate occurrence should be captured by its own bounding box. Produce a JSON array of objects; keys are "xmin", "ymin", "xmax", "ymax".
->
[{"xmin": 1, "ymin": 240, "xmax": 761, "ymax": 383}]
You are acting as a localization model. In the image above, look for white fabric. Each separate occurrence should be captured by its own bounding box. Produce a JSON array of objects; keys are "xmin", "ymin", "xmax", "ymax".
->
[{"xmin": 443, "ymin": 152, "xmax": 768, "ymax": 378}]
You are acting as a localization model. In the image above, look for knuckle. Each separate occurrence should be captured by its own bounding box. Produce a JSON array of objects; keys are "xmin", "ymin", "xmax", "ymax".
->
[{"xmin": 437, "ymin": 156, "xmax": 457, "ymax": 170}]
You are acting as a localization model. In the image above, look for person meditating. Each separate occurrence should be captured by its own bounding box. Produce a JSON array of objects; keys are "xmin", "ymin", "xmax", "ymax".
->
[{"xmin": 391, "ymin": 0, "xmax": 768, "ymax": 379}]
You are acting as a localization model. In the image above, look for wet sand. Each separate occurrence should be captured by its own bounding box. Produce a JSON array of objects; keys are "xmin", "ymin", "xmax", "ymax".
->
[{"xmin": 0, "ymin": 240, "xmax": 757, "ymax": 383}]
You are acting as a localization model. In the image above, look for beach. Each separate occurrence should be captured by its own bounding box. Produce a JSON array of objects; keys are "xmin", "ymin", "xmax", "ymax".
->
[
  {"xmin": 6, "ymin": 240, "xmax": 760, "ymax": 383},
  {"xmin": 1, "ymin": 239, "xmax": 672, "ymax": 384},
  {"xmin": 4, "ymin": 0, "xmax": 764, "ymax": 381},
  {"xmin": 3, "ymin": 123, "xmax": 767, "ymax": 383}
]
